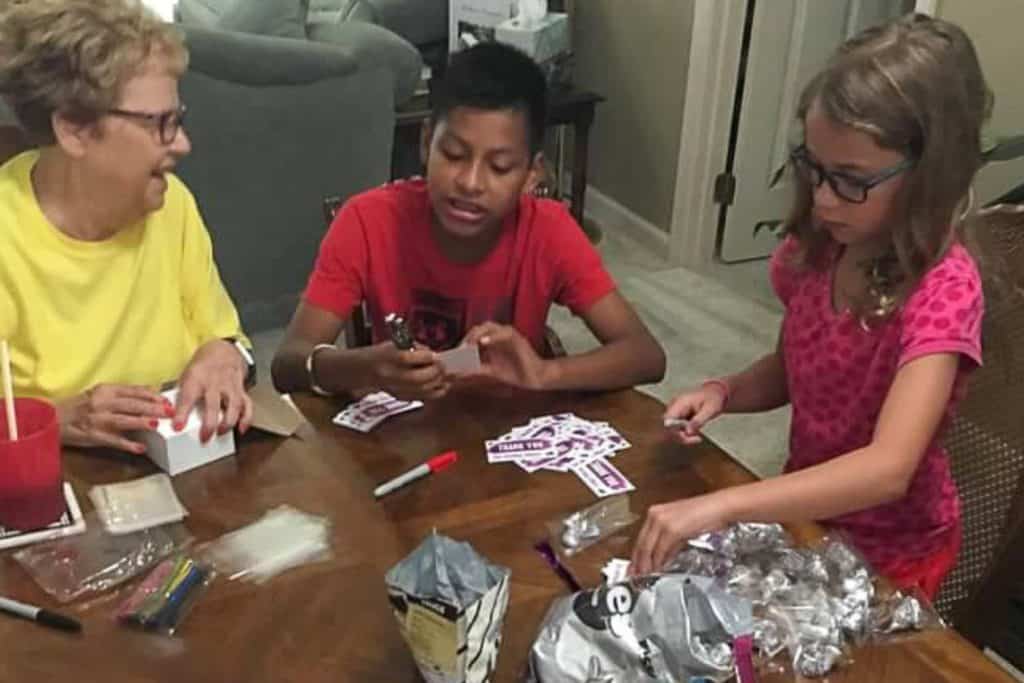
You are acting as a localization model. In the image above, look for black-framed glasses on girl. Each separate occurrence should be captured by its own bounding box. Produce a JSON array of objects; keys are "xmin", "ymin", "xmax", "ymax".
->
[
  {"xmin": 105, "ymin": 104, "xmax": 187, "ymax": 145},
  {"xmin": 789, "ymin": 144, "xmax": 915, "ymax": 204}
]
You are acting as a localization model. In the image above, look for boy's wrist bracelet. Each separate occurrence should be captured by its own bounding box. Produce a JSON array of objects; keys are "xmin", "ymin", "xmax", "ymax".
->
[{"xmin": 306, "ymin": 344, "xmax": 337, "ymax": 396}]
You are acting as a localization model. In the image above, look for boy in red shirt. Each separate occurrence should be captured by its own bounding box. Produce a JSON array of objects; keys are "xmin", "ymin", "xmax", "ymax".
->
[{"xmin": 272, "ymin": 43, "xmax": 665, "ymax": 400}]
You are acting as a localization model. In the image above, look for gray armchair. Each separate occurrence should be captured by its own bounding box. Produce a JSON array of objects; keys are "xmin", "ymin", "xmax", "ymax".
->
[
  {"xmin": 362, "ymin": 0, "xmax": 447, "ymax": 51},
  {"xmin": 175, "ymin": 23, "xmax": 421, "ymax": 332},
  {"xmin": 309, "ymin": 0, "xmax": 448, "ymax": 69}
]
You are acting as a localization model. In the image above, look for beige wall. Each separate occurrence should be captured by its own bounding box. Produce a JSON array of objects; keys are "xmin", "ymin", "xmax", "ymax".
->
[
  {"xmin": 572, "ymin": 1, "xmax": 693, "ymax": 231},
  {"xmin": 937, "ymin": 0, "xmax": 1024, "ymax": 203}
]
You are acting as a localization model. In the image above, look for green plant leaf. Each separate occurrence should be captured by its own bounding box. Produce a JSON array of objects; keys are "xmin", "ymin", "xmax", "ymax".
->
[{"xmin": 753, "ymin": 219, "xmax": 785, "ymax": 238}]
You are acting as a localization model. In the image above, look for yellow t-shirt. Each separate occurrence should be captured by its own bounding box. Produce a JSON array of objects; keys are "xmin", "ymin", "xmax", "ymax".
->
[{"xmin": 0, "ymin": 151, "xmax": 247, "ymax": 401}]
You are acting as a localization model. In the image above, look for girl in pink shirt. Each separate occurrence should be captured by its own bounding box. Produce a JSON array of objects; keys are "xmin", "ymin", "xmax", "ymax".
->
[{"xmin": 631, "ymin": 14, "xmax": 992, "ymax": 599}]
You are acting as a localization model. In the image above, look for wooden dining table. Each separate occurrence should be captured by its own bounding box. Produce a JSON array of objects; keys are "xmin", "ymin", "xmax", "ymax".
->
[{"xmin": 0, "ymin": 387, "xmax": 1012, "ymax": 682}]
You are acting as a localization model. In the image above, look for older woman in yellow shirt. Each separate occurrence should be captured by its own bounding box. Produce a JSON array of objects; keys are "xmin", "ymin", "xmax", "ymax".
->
[{"xmin": 0, "ymin": 0, "xmax": 252, "ymax": 453}]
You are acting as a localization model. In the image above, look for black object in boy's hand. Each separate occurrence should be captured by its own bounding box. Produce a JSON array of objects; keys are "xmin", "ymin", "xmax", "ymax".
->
[{"xmin": 384, "ymin": 313, "xmax": 415, "ymax": 351}]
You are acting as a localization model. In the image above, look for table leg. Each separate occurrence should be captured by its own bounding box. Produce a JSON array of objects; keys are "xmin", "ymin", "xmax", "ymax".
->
[
  {"xmin": 555, "ymin": 125, "xmax": 566, "ymax": 200},
  {"xmin": 391, "ymin": 123, "xmax": 424, "ymax": 181},
  {"xmin": 572, "ymin": 104, "xmax": 598, "ymax": 238}
]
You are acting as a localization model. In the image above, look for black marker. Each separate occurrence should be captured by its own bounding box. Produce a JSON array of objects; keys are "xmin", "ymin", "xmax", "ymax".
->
[{"xmin": 0, "ymin": 595, "xmax": 81, "ymax": 633}]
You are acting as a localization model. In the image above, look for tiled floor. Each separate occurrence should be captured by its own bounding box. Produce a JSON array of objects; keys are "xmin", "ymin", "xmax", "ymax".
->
[{"xmin": 251, "ymin": 223, "xmax": 791, "ymax": 479}]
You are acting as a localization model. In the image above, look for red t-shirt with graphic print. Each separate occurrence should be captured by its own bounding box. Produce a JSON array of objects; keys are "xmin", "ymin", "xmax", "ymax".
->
[
  {"xmin": 304, "ymin": 178, "xmax": 616, "ymax": 351},
  {"xmin": 771, "ymin": 236, "xmax": 983, "ymax": 574}
]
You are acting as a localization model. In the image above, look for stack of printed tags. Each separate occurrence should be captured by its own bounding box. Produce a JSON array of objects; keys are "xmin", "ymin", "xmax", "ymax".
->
[
  {"xmin": 333, "ymin": 392, "xmax": 423, "ymax": 432},
  {"xmin": 486, "ymin": 414, "xmax": 635, "ymax": 498}
]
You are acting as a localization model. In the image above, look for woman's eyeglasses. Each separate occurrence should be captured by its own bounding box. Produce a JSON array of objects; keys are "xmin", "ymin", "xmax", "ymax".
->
[
  {"xmin": 789, "ymin": 144, "xmax": 914, "ymax": 203},
  {"xmin": 105, "ymin": 104, "xmax": 187, "ymax": 145}
]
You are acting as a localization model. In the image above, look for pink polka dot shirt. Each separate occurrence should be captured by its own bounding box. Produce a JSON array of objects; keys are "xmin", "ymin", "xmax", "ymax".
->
[{"xmin": 771, "ymin": 236, "xmax": 983, "ymax": 570}]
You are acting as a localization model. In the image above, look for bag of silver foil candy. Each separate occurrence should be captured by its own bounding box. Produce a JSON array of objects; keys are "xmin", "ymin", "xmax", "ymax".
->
[{"xmin": 526, "ymin": 574, "xmax": 753, "ymax": 683}]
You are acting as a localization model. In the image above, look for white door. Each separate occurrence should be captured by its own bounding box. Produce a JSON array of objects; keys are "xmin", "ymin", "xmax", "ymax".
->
[{"xmin": 717, "ymin": 0, "xmax": 911, "ymax": 263}]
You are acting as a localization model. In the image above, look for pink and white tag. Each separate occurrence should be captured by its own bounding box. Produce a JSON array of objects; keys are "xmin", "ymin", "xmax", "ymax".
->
[
  {"xmin": 485, "ymin": 413, "xmax": 635, "ymax": 497},
  {"xmin": 571, "ymin": 457, "xmax": 635, "ymax": 497},
  {"xmin": 333, "ymin": 392, "xmax": 423, "ymax": 433}
]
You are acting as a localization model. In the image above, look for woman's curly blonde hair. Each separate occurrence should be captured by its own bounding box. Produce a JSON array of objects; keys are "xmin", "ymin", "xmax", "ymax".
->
[{"xmin": 0, "ymin": 0, "xmax": 188, "ymax": 145}]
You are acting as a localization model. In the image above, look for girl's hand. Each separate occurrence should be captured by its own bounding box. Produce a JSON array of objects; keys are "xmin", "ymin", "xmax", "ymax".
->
[
  {"xmin": 663, "ymin": 383, "xmax": 727, "ymax": 445},
  {"xmin": 629, "ymin": 493, "xmax": 732, "ymax": 575}
]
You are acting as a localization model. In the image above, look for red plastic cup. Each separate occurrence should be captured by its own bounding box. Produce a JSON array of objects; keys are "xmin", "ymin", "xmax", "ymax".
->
[{"xmin": 0, "ymin": 398, "xmax": 63, "ymax": 531}]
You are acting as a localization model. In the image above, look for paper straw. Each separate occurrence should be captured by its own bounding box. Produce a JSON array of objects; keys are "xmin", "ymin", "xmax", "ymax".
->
[{"xmin": 0, "ymin": 340, "xmax": 17, "ymax": 441}]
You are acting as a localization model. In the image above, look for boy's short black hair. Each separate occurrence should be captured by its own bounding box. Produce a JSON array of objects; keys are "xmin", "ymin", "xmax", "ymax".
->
[{"xmin": 431, "ymin": 42, "xmax": 548, "ymax": 155}]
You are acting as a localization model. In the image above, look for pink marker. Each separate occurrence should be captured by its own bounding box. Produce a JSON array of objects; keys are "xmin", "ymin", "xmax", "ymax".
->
[{"xmin": 373, "ymin": 451, "xmax": 459, "ymax": 499}]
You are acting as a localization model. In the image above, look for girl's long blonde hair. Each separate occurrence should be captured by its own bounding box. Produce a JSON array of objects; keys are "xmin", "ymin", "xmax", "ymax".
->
[{"xmin": 784, "ymin": 13, "xmax": 992, "ymax": 320}]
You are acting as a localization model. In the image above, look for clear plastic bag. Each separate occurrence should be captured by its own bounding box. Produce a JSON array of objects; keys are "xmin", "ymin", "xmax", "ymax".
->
[
  {"xmin": 115, "ymin": 552, "xmax": 214, "ymax": 635},
  {"xmin": 13, "ymin": 519, "xmax": 191, "ymax": 603},
  {"xmin": 662, "ymin": 526, "xmax": 944, "ymax": 678},
  {"xmin": 545, "ymin": 495, "xmax": 637, "ymax": 557},
  {"xmin": 199, "ymin": 505, "xmax": 331, "ymax": 583},
  {"xmin": 868, "ymin": 585, "xmax": 945, "ymax": 638},
  {"xmin": 88, "ymin": 473, "xmax": 188, "ymax": 535}
]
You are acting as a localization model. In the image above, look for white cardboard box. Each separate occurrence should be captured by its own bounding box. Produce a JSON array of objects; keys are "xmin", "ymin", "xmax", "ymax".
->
[{"xmin": 138, "ymin": 389, "xmax": 235, "ymax": 476}]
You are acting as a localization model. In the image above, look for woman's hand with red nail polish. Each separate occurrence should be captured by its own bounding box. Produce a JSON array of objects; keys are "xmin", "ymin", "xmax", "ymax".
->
[
  {"xmin": 56, "ymin": 384, "xmax": 166, "ymax": 454},
  {"xmin": 175, "ymin": 339, "xmax": 253, "ymax": 442}
]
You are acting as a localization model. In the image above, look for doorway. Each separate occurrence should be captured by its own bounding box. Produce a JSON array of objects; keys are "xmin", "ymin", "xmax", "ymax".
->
[{"xmin": 716, "ymin": 0, "xmax": 913, "ymax": 263}]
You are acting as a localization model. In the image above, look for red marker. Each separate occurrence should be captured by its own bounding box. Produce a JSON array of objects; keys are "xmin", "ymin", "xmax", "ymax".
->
[{"xmin": 373, "ymin": 451, "xmax": 458, "ymax": 499}]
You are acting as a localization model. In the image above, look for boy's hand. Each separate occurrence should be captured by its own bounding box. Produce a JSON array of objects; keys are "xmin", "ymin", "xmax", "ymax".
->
[
  {"xmin": 462, "ymin": 322, "xmax": 548, "ymax": 390},
  {"xmin": 367, "ymin": 342, "xmax": 450, "ymax": 401},
  {"xmin": 663, "ymin": 384, "xmax": 727, "ymax": 445}
]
